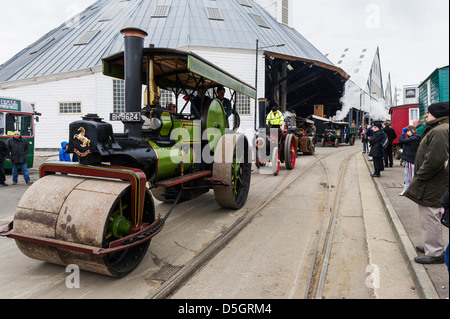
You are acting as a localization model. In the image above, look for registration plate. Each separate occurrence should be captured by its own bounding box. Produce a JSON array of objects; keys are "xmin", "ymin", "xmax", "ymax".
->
[{"xmin": 110, "ymin": 112, "xmax": 142, "ymax": 122}]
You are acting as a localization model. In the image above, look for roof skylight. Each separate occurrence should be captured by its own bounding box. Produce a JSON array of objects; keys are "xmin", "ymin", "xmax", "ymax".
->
[
  {"xmin": 74, "ymin": 30, "xmax": 100, "ymax": 46},
  {"xmin": 152, "ymin": 5, "xmax": 170, "ymax": 18}
]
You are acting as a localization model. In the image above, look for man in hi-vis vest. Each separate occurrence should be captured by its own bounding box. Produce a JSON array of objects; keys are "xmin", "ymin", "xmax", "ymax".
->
[{"xmin": 266, "ymin": 106, "xmax": 284, "ymax": 127}]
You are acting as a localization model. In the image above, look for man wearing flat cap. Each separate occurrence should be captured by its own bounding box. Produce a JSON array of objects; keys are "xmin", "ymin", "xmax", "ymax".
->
[{"xmin": 405, "ymin": 102, "xmax": 449, "ymax": 264}]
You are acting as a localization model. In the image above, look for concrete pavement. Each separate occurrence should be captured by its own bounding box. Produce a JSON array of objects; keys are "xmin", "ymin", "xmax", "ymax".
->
[
  {"xmin": 1, "ymin": 150, "xmax": 447, "ymax": 299},
  {"xmin": 364, "ymin": 153, "xmax": 448, "ymax": 299}
]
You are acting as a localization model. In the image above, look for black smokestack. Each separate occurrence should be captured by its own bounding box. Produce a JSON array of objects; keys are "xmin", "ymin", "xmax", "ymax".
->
[{"xmin": 121, "ymin": 27, "xmax": 148, "ymax": 138}]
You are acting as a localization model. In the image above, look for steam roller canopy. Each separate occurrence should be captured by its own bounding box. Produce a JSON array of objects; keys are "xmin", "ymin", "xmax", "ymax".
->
[{"xmin": 13, "ymin": 175, "xmax": 155, "ymax": 277}]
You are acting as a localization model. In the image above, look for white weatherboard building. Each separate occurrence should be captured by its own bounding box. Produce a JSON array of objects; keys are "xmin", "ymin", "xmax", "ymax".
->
[{"xmin": 0, "ymin": 0, "xmax": 347, "ymax": 149}]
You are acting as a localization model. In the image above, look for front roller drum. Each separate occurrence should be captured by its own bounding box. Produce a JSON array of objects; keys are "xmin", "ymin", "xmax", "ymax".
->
[
  {"xmin": 13, "ymin": 175, "xmax": 155, "ymax": 277},
  {"xmin": 213, "ymin": 134, "xmax": 252, "ymax": 209}
]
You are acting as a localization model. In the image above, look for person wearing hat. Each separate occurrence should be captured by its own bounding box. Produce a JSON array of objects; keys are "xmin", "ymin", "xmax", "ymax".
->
[
  {"xmin": 266, "ymin": 106, "xmax": 284, "ymax": 127},
  {"xmin": 368, "ymin": 122, "xmax": 384, "ymax": 177},
  {"xmin": 404, "ymin": 102, "xmax": 449, "ymax": 264}
]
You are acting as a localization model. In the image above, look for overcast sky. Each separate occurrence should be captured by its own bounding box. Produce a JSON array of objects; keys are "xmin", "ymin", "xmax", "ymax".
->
[
  {"xmin": 0, "ymin": 0, "xmax": 449, "ymax": 91},
  {"xmin": 293, "ymin": 0, "xmax": 449, "ymax": 89}
]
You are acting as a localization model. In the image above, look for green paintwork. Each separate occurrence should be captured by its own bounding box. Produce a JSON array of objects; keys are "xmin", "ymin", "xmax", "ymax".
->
[
  {"xmin": 204, "ymin": 99, "xmax": 226, "ymax": 153},
  {"xmin": 187, "ymin": 55, "xmax": 256, "ymax": 99},
  {"xmin": 160, "ymin": 112, "xmax": 173, "ymax": 136},
  {"xmin": 1, "ymin": 97, "xmax": 35, "ymax": 169},
  {"xmin": 419, "ymin": 66, "xmax": 449, "ymax": 120}
]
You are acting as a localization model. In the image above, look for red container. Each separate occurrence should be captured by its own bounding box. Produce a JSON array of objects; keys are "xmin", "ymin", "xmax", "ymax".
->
[
  {"xmin": 389, "ymin": 104, "xmax": 419, "ymax": 145},
  {"xmin": 389, "ymin": 104, "xmax": 419, "ymax": 159}
]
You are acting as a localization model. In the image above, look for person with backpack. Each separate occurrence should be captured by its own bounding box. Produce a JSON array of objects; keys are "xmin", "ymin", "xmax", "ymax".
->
[
  {"xmin": 368, "ymin": 123, "xmax": 384, "ymax": 177},
  {"xmin": 382, "ymin": 122, "xmax": 397, "ymax": 168}
]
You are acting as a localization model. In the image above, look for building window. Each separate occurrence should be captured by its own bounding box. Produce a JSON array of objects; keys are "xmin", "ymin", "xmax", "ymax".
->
[
  {"xmin": 113, "ymin": 79, "xmax": 125, "ymax": 113},
  {"xmin": 159, "ymin": 89, "xmax": 174, "ymax": 107},
  {"xmin": 282, "ymin": 0, "xmax": 289, "ymax": 25},
  {"xmin": 236, "ymin": 93, "xmax": 251, "ymax": 115},
  {"xmin": 409, "ymin": 108, "xmax": 419, "ymax": 123},
  {"xmin": 59, "ymin": 102, "xmax": 82, "ymax": 114}
]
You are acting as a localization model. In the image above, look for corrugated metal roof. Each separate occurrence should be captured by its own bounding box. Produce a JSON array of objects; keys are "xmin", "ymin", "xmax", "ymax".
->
[
  {"xmin": 0, "ymin": 0, "xmax": 338, "ymax": 84},
  {"xmin": 325, "ymin": 47, "xmax": 379, "ymax": 89}
]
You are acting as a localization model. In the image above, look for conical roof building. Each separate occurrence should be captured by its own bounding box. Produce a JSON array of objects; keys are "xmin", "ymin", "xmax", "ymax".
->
[{"xmin": 0, "ymin": 0, "xmax": 348, "ymax": 149}]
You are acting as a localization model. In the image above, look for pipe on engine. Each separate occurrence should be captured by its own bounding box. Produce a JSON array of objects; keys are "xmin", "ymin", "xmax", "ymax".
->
[{"xmin": 121, "ymin": 27, "xmax": 148, "ymax": 139}]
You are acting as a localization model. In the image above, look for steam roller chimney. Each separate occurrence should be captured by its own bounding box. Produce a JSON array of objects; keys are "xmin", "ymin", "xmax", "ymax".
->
[{"xmin": 121, "ymin": 27, "xmax": 148, "ymax": 139}]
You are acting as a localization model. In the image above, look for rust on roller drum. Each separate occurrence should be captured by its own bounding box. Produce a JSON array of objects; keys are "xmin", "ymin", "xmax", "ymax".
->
[{"xmin": 13, "ymin": 175, "xmax": 131, "ymax": 276}]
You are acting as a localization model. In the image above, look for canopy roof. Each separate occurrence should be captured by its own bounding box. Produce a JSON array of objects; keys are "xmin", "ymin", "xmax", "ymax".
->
[{"xmin": 102, "ymin": 48, "xmax": 256, "ymax": 98}]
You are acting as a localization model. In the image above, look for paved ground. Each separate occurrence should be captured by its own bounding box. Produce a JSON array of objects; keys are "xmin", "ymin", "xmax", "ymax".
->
[
  {"xmin": 364, "ymin": 153, "xmax": 448, "ymax": 299},
  {"xmin": 1, "ymin": 147, "xmax": 448, "ymax": 299}
]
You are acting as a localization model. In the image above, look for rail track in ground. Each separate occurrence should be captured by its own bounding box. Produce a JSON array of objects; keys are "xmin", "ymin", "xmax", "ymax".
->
[
  {"xmin": 149, "ymin": 146, "xmax": 360, "ymax": 299},
  {"xmin": 0, "ymin": 144, "xmax": 364, "ymax": 299},
  {"xmin": 303, "ymin": 152, "xmax": 355, "ymax": 299}
]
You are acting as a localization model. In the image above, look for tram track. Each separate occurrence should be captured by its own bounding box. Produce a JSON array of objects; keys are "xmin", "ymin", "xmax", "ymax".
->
[
  {"xmin": 149, "ymin": 148, "xmax": 362, "ymax": 299},
  {"xmin": 304, "ymin": 151, "xmax": 359, "ymax": 299},
  {"xmin": 147, "ymin": 157, "xmax": 321, "ymax": 299}
]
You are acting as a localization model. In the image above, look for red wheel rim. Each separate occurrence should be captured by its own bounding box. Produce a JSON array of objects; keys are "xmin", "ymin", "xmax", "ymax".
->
[{"xmin": 290, "ymin": 138, "xmax": 296, "ymax": 168}]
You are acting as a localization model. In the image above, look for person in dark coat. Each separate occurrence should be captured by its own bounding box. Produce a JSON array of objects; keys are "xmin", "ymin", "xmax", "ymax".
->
[
  {"xmin": 441, "ymin": 160, "xmax": 449, "ymax": 273},
  {"xmin": 382, "ymin": 121, "xmax": 397, "ymax": 168},
  {"xmin": 405, "ymin": 102, "xmax": 449, "ymax": 264},
  {"xmin": 398, "ymin": 125, "xmax": 422, "ymax": 195},
  {"xmin": 368, "ymin": 123, "xmax": 384, "ymax": 177},
  {"xmin": 0, "ymin": 140, "xmax": 8, "ymax": 186},
  {"xmin": 6, "ymin": 131, "xmax": 32, "ymax": 185}
]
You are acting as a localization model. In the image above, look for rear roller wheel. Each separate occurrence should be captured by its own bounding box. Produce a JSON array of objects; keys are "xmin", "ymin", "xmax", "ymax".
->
[
  {"xmin": 14, "ymin": 175, "xmax": 155, "ymax": 277},
  {"xmin": 213, "ymin": 134, "xmax": 252, "ymax": 209},
  {"xmin": 284, "ymin": 134, "xmax": 297, "ymax": 170}
]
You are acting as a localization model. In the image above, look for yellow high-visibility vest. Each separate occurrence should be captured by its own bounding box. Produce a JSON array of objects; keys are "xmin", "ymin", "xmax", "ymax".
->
[{"xmin": 266, "ymin": 111, "xmax": 284, "ymax": 126}]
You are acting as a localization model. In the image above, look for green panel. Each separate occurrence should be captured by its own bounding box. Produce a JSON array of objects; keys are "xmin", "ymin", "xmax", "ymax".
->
[
  {"xmin": 439, "ymin": 67, "xmax": 449, "ymax": 102},
  {"xmin": 149, "ymin": 141, "xmax": 194, "ymax": 180},
  {"xmin": 102, "ymin": 60, "xmax": 124, "ymax": 80},
  {"xmin": 160, "ymin": 112, "xmax": 173, "ymax": 136},
  {"xmin": 430, "ymin": 71, "xmax": 440, "ymax": 104},
  {"xmin": 204, "ymin": 99, "xmax": 226, "ymax": 153},
  {"xmin": 0, "ymin": 98, "xmax": 21, "ymax": 112},
  {"xmin": 419, "ymin": 66, "xmax": 449, "ymax": 120},
  {"xmin": 188, "ymin": 55, "xmax": 256, "ymax": 99}
]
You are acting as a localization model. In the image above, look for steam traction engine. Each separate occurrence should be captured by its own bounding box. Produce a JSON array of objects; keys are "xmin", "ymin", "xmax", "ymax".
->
[
  {"xmin": 254, "ymin": 118, "xmax": 297, "ymax": 176},
  {"xmin": 0, "ymin": 28, "xmax": 255, "ymax": 277}
]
